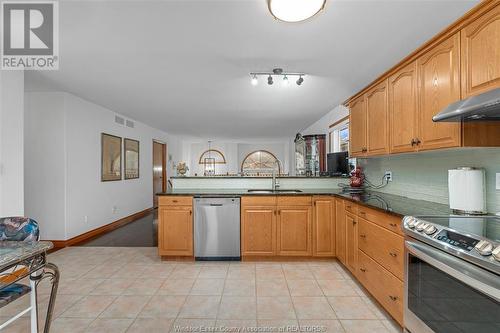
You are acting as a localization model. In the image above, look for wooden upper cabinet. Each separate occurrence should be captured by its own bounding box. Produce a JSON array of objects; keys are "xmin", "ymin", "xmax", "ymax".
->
[
  {"xmin": 335, "ymin": 199, "xmax": 346, "ymax": 265},
  {"xmin": 277, "ymin": 206, "xmax": 312, "ymax": 256},
  {"xmin": 389, "ymin": 62, "xmax": 418, "ymax": 153},
  {"xmin": 241, "ymin": 205, "xmax": 276, "ymax": 256},
  {"xmin": 158, "ymin": 206, "xmax": 193, "ymax": 256},
  {"xmin": 461, "ymin": 3, "xmax": 500, "ymax": 98},
  {"xmin": 417, "ymin": 33, "xmax": 462, "ymax": 151},
  {"xmin": 312, "ymin": 197, "xmax": 335, "ymax": 257},
  {"xmin": 349, "ymin": 96, "xmax": 367, "ymax": 156},
  {"xmin": 366, "ymin": 79, "xmax": 389, "ymax": 156}
]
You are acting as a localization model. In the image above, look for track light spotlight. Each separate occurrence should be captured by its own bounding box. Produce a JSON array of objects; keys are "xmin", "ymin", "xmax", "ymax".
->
[
  {"xmin": 251, "ymin": 74, "xmax": 258, "ymax": 86},
  {"xmin": 283, "ymin": 75, "xmax": 289, "ymax": 86},
  {"xmin": 267, "ymin": 75, "xmax": 273, "ymax": 85},
  {"xmin": 296, "ymin": 76, "xmax": 304, "ymax": 85}
]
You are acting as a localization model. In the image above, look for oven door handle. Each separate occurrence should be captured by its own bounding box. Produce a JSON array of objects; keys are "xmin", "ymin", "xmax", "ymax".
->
[{"xmin": 406, "ymin": 240, "xmax": 500, "ymax": 301}]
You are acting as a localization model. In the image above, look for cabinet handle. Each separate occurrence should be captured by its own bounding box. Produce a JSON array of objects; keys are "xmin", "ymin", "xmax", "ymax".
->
[
  {"xmin": 353, "ymin": 220, "xmax": 357, "ymax": 225},
  {"xmin": 189, "ymin": 210, "xmax": 192, "ymax": 215},
  {"xmin": 274, "ymin": 210, "xmax": 277, "ymax": 215},
  {"xmin": 360, "ymin": 268, "xmax": 366, "ymax": 272},
  {"xmin": 389, "ymin": 252, "xmax": 397, "ymax": 257},
  {"xmin": 360, "ymin": 234, "xmax": 366, "ymax": 238},
  {"xmin": 346, "ymin": 205, "xmax": 351, "ymax": 209},
  {"xmin": 278, "ymin": 210, "xmax": 281, "ymax": 215},
  {"xmin": 362, "ymin": 148, "xmax": 367, "ymax": 153},
  {"xmin": 389, "ymin": 295, "xmax": 398, "ymax": 301},
  {"xmin": 359, "ymin": 211, "xmax": 366, "ymax": 216},
  {"xmin": 389, "ymin": 223, "xmax": 397, "ymax": 227},
  {"xmin": 411, "ymin": 138, "xmax": 416, "ymax": 146},
  {"xmin": 173, "ymin": 200, "xmax": 178, "ymax": 203},
  {"xmin": 416, "ymin": 138, "xmax": 421, "ymax": 145}
]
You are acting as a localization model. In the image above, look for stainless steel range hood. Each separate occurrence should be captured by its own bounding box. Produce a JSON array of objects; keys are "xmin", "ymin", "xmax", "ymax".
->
[{"xmin": 433, "ymin": 87, "xmax": 500, "ymax": 122}]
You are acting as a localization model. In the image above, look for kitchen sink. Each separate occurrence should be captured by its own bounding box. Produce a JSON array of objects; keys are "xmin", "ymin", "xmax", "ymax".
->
[{"xmin": 247, "ymin": 189, "xmax": 303, "ymax": 194}]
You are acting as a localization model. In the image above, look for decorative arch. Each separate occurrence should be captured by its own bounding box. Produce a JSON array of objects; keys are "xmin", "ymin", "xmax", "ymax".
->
[
  {"xmin": 198, "ymin": 149, "xmax": 226, "ymax": 164},
  {"xmin": 241, "ymin": 150, "xmax": 281, "ymax": 174}
]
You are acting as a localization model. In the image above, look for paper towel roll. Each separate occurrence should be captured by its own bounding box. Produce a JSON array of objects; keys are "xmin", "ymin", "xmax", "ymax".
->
[{"xmin": 448, "ymin": 167, "xmax": 486, "ymax": 214}]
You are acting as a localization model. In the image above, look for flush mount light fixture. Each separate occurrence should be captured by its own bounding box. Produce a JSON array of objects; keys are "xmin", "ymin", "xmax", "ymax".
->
[
  {"xmin": 268, "ymin": 0, "xmax": 326, "ymax": 23},
  {"xmin": 250, "ymin": 68, "xmax": 306, "ymax": 87}
]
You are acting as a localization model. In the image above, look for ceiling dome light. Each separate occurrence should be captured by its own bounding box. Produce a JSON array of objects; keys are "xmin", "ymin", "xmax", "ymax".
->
[
  {"xmin": 296, "ymin": 76, "xmax": 304, "ymax": 86},
  {"xmin": 267, "ymin": 75, "xmax": 273, "ymax": 85},
  {"xmin": 268, "ymin": 0, "xmax": 326, "ymax": 23},
  {"xmin": 251, "ymin": 74, "xmax": 258, "ymax": 86}
]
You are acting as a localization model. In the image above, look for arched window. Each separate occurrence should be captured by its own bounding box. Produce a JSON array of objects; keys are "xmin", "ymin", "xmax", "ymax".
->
[
  {"xmin": 241, "ymin": 150, "xmax": 281, "ymax": 175},
  {"xmin": 198, "ymin": 149, "xmax": 226, "ymax": 164}
]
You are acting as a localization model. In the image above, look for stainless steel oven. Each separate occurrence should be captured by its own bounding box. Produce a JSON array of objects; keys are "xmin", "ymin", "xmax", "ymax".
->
[
  {"xmin": 403, "ymin": 215, "xmax": 500, "ymax": 333},
  {"xmin": 405, "ymin": 239, "xmax": 500, "ymax": 333}
]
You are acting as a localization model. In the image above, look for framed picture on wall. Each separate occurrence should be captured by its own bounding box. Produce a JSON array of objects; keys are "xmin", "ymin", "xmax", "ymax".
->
[
  {"xmin": 124, "ymin": 138, "xmax": 140, "ymax": 179},
  {"xmin": 101, "ymin": 133, "xmax": 122, "ymax": 181}
]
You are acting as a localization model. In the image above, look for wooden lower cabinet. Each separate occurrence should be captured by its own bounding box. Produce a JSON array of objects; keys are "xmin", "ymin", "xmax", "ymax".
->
[
  {"xmin": 241, "ymin": 205, "xmax": 276, "ymax": 256},
  {"xmin": 277, "ymin": 206, "xmax": 312, "ymax": 256},
  {"xmin": 312, "ymin": 197, "xmax": 336, "ymax": 257},
  {"xmin": 345, "ymin": 212, "xmax": 358, "ymax": 274},
  {"xmin": 358, "ymin": 218, "xmax": 404, "ymax": 280},
  {"xmin": 357, "ymin": 250, "xmax": 404, "ymax": 326},
  {"xmin": 158, "ymin": 205, "xmax": 193, "ymax": 256},
  {"xmin": 335, "ymin": 199, "xmax": 346, "ymax": 264}
]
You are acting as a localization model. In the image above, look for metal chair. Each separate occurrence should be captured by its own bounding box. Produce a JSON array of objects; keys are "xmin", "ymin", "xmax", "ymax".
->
[{"xmin": 0, "ymin": 217, "xmax": 43, "ymax": 333}]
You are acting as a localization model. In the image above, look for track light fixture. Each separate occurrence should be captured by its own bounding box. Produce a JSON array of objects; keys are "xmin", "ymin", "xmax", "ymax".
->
[{"xmin": 250, "ymin": 68, "xmax": 306, "ymax": 87}]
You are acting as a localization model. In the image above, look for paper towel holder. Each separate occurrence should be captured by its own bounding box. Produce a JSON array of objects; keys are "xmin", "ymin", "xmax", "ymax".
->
[{"xmin": 448, "ymin": 167, "xmax": 487, "ymax": 215}]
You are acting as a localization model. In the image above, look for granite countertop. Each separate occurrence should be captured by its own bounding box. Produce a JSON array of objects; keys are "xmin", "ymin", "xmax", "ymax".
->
[{"xmin": 158, "ymin": 188, "xmax": 452, "ymax": 217}]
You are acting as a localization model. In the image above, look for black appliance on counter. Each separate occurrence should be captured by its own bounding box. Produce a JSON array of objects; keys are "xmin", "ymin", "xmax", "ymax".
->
[{"xmin": 327, "ymin": 152, "xmax": 349, "ymax": 176}]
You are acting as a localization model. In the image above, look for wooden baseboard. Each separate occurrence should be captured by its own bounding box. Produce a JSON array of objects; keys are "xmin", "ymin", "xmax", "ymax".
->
[{"xmin": 44, "ymin": 207, "xmax": 154, "ymax": 251}]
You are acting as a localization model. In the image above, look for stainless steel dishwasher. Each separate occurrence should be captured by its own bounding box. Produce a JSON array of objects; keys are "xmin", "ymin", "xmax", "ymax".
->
[{"xmin": 194, "ymin": 197, "xmax": 241, "ymax": 260}]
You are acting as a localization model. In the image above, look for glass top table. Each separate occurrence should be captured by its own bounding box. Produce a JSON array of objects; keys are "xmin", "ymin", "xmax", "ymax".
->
[
  {"xmin": 0, "ymin": 240, "xmax": 58, "ymax": 333},
  {"xmin": 0, "ymin": 241, "xmax": 53, "ymax": 272}
]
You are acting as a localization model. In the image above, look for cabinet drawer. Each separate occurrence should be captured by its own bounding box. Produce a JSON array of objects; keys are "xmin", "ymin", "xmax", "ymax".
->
[
  {"xmin": 242, "ymin": 196, "xmax": 276, "ymax": 206},
  {"xmin": 158, "ymin": 196, "xmax": 193, "ymax": 206},
  {"xmin": 357, "ymin": 250, "xmax": 403, "ymax": 326},
  {"xmin": 357, "ymin": 205, "xmax": 402, "ymax": 235},
  {"xmin": 358, "ymin": 218, "xmax": 404, "ymax": 280},
  {"xmin": 344, "ymin": 201, "xmax": 357, "ymax": 214},
  {"xmin": 277, "ymin": 196, "xmax": 312, "ymax": 206}
]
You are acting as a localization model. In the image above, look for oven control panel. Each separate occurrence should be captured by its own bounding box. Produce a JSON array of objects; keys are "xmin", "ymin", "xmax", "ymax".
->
[{"xmin": 402, "ymin": 216, "xmax": 500, "ymax": 269}]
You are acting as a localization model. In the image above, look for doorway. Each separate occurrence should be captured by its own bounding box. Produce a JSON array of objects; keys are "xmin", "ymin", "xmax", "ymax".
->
[{"xmin": 153, "ymin": 140, "xmax": 167, "ymax": 208}]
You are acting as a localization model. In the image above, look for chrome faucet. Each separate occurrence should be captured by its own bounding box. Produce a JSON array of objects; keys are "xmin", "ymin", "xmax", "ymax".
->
[{"xmin": 272, "ymin": 162, "xmax": 280, "ymax": 191}]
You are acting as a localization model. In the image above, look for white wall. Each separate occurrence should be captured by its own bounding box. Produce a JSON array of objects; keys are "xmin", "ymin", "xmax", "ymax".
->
[
  {"xmin": 182, "ymin": 140, "xmax": 291, "ymax": 176},
  {"xmin": 24, "ymin": 92, "xmax": 183, "ymax": 240},
  {"xmin": 0, "ymin": 71, "xmax": 25, "ymax": 217},
  {"xmin": 302, "ymin": 105, "xmax": 349, "ymax": 136}
]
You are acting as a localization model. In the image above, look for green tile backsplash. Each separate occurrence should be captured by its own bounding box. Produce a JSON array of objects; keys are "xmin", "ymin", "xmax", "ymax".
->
[{"xmin": 359, "ymin": 148, "xmax": 500, "ymax": 214}]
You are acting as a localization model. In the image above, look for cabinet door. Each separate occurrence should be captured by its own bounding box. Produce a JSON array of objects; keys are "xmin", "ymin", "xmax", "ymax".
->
[
  {"xmin": 158, "ymin": 206, "xmax": 193, "ymax": 256},
  {"xmin": 335, "ymin": 199, "xmax": 346, "ymax": 264},
  {"xmin": 312, "ymin": 197, "xmax": 336, "ymax": 257},
  {"xmin": 349, "ymin": 96, "xmax": 367, "ymax": 157},
  {"xmin": 461, "ymin": 4, "xmax": 500, "ymax": 98},
  {"xmin": 345, "ymin": 212, "xmax": 358, "ymax": 274},
  {"xmin": 417, "ymin": 33, "xmax": 461, "ymax": 150},
  {"xmin": 366, "ymin": 80, "xmax": 389, "ymax": 156},
  {"xmin": 241, "ymin": 206, "xmax": 276, "ymax": 256},
  {"xmin": 389, "ymin": 62, "xmax": 418, "ymax": 153},
  {"xmin": 277, "ymin": 206, "xmax": 312, "ymax": 256}
]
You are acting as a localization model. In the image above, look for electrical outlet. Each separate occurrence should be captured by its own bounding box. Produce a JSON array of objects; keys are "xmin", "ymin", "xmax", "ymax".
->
[
  {"xmin": 84, "ymin": 216, "xmax": 88, "ymax": 223},
  {"xmin": 384, "ymin": 171, "xmax": 393, "ymax": 182},
  {"xmin": 496, "ymin": 173, "xmax": 500, "ymax": 190}
]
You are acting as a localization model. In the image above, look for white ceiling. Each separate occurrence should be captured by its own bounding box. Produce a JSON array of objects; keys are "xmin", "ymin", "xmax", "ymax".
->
[{"xmin": 25, "ymin": 0, "xmax": 479, "ymax": 139}]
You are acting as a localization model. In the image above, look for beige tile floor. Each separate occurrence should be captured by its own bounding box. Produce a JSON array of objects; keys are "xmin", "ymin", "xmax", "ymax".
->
[{"xmin": 0, "ymin": 247, "xmax": 402, "ymax": 333}]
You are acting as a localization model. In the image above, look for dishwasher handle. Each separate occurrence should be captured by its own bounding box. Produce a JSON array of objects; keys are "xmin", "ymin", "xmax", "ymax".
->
[{"xmin": 209, "ymin": 203, "xmax": 223, "ymax": 207}]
